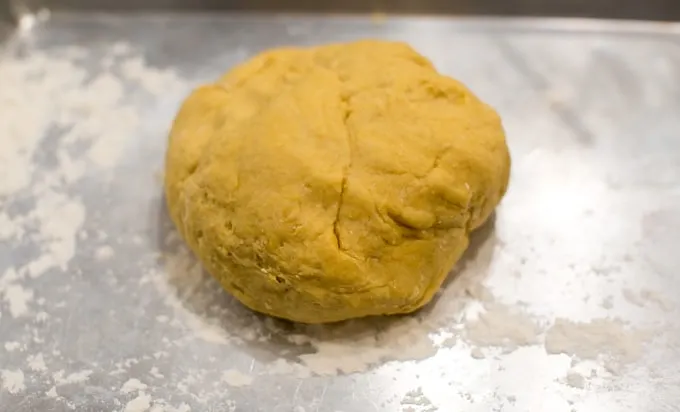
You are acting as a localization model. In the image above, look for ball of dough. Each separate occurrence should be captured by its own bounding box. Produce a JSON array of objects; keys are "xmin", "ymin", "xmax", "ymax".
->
[{"xmin": 164, "ymin": 40, "xmax": 510, "ymax": 323}]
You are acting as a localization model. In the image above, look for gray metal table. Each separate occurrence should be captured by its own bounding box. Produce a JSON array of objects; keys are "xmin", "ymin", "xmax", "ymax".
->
[{"xmin": 1, "ymin": 12, "xmax": 679, "ymax": 412}]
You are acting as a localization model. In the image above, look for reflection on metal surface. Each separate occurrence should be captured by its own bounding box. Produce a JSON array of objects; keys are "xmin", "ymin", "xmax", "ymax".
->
[
  {"xmin": 16, "ymin": 8, "xmax": 49, "ymax": 30},
  {"xmin": 0, "ymin": 0, "xmax": 50, "ymax": 28},
  {"xmin": 36, "ymin": 0, "xmax": 680, "ymax": 21},
  {"xmin": 0, "ymin": 12, "xmax": 679, "ymax": 412}
]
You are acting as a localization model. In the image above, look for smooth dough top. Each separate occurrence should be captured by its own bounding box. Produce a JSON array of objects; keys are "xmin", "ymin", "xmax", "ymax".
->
[{"xmin": 165, "ymin": 40, "xmax": 510, "ymax": 323}]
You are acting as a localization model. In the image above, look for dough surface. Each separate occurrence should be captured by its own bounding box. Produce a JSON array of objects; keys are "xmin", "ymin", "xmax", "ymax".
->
[{"xmin": 165, "ymin": 40, "xmax": 510, "ymax": 323}]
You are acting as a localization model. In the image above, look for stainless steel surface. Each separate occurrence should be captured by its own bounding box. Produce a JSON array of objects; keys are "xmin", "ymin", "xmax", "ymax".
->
[
  {"xmin": 1, "ymin": 13, "xmax": 680, "ymax": 412},
  {"xmin": 41, "ymin": 0, "xmax": 680, "ymax": 21}
]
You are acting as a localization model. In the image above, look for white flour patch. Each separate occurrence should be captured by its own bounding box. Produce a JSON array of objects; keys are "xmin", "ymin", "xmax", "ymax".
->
[
  {"xmin": 149, "ymin": 403, "xmax": 192, "ymax": 412},
  {"xmin": 53, "ymin": 369, "xmax": 93, "ymax": 386},
  {"xmin": 624, "ymin": 288, "xmax": 673, "ymax": 312},
  {"xmin": 27, "ymin": 353, "xmax": 47, "ymax": 371},
  {"xmin": 400, "ymin": 387, "xmax": 437, "ymax": 412},
  {"xmin": 145, "ymin": 270, "xmax": 231, "ymax": 346},
  {"xmin": 123, "ymin": 393, "xmax": 152, "ymax": 412},
  {"xmin": 193, "ymin": 324, "xmax": 230, "ymax": 345},
  {"xmin": 23, "ymin": 186, "xmax": 87, "ymax": 280},
  {"xmin": 0, "ymin": 213, "xmax": 17, "ymax": 240},
  {"xmin": 221, "ymin": 369, "xmax": 254, "ymax": 387},
  {"xmin": 623, "ymin": 288, "xmax": 644, "ymax": 307},
  {"xmin": 298, "ymin": 318, "xmax": 437, "ymax": 376},
  {"xmin": 265, "ymin": 358, "xmax": 312, "ymax": 378},
  {"xmin": 120, "ymin": 56, "xmax": 185, "ymax": 96},
  {"xmin": 121, "ymin": 378, "xmax": 148, "ymax": 394},
  {"xmin": 4, "ymin": 341, "xmax": 22, "ymax": 352},
  {"xmin": 470, "ymin": 347, "xmax": 485, "ymax": 359},
  {"xmin": 640, "ymin": 289, "xmax": 673, "ymax": 311},
  {"xmin": 143, "ymin": 247, "xmax": 233, "ymax": 347},
  {"xmin": 565, "ymin": 371, "xmax": 586, "ymax": 389},
  {"xmin": 46, "ymin": 386, "xmax": 58, "ymax": 398},
  {"xmin": 545, "ymin": 318, "xmax": 649, "ymax": 364},
  {"xmin": 1, "ymin": 369, "xmax": 26, "ymax": 394},
  {"xmin": 35, "ymin": 311, "xmax": 49, "ymax": 322},
  {"xmin": 2, "ymin": 284, "xmax": 34, "ymax": 317},
  {"xmin": 95, "ymin": 245, "xmax": 115, "ymax": 261},
  {"xmin": 149, "ymin": 367, "xmax": 164, "ymax": 379}
]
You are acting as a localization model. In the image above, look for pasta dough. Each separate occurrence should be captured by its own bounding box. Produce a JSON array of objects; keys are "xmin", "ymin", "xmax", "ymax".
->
[{"xmin": 164, "ymin": 40, "xmax": 510, "ymax": 323}]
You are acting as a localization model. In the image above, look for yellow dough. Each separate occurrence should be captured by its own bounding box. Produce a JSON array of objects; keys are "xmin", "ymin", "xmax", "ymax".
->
[{"xmin": 164, "ymin": 40, "xmax": 510, "ymax": 323}]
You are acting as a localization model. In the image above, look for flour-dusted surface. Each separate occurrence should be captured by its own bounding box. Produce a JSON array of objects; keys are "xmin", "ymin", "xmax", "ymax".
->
[{"xmin": 1, "ymin": 13, "xmax": 680, "ymax": 412}]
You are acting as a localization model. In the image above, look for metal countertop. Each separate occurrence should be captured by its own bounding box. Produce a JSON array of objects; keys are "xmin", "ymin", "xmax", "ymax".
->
[{"xmin": 1, "ymin": 12, "xmax": 679, "ymax": 412}]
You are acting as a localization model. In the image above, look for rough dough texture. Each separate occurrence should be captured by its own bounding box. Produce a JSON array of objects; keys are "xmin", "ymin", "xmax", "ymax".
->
[{"xmin": 164, "ymin": 40, "xmax": 510, "ymax": 323}]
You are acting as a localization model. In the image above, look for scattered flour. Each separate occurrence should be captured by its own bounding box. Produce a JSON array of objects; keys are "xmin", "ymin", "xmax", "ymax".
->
[
  {"xmin": 0, "ymin": 41, "xmax": 186, "ymax": 327},
  {"xmin": 150, "ymin": 238, "xmax": 662, "ymax": 380},
  {"xmin": 544, "ymin": 318, "xmax": 648, "ymax": 363},
  {"xmin": 0, "ymin": 33, "xmax": 675, "ymax": 412},
  {"xmin": 463, "ymin": 302, "xmax": 541, "ymax": 349},
  {"xmin": 221, "ymin": 369, "xmax": 254, "ymax": 387},
  {"xmin": 148, "ymin": 238, "xmax": 514, "ymax": 377},
  {"xmin": 1, "ymin": 369, "xmax": 26, "ymax": 394},
  {"xmin": 0, "ymin": 40, "xmax": 189, "ymax": 408},
  {"xmin": 143, "ymin": 247, "xmax": 232, "ymax": 347}
]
